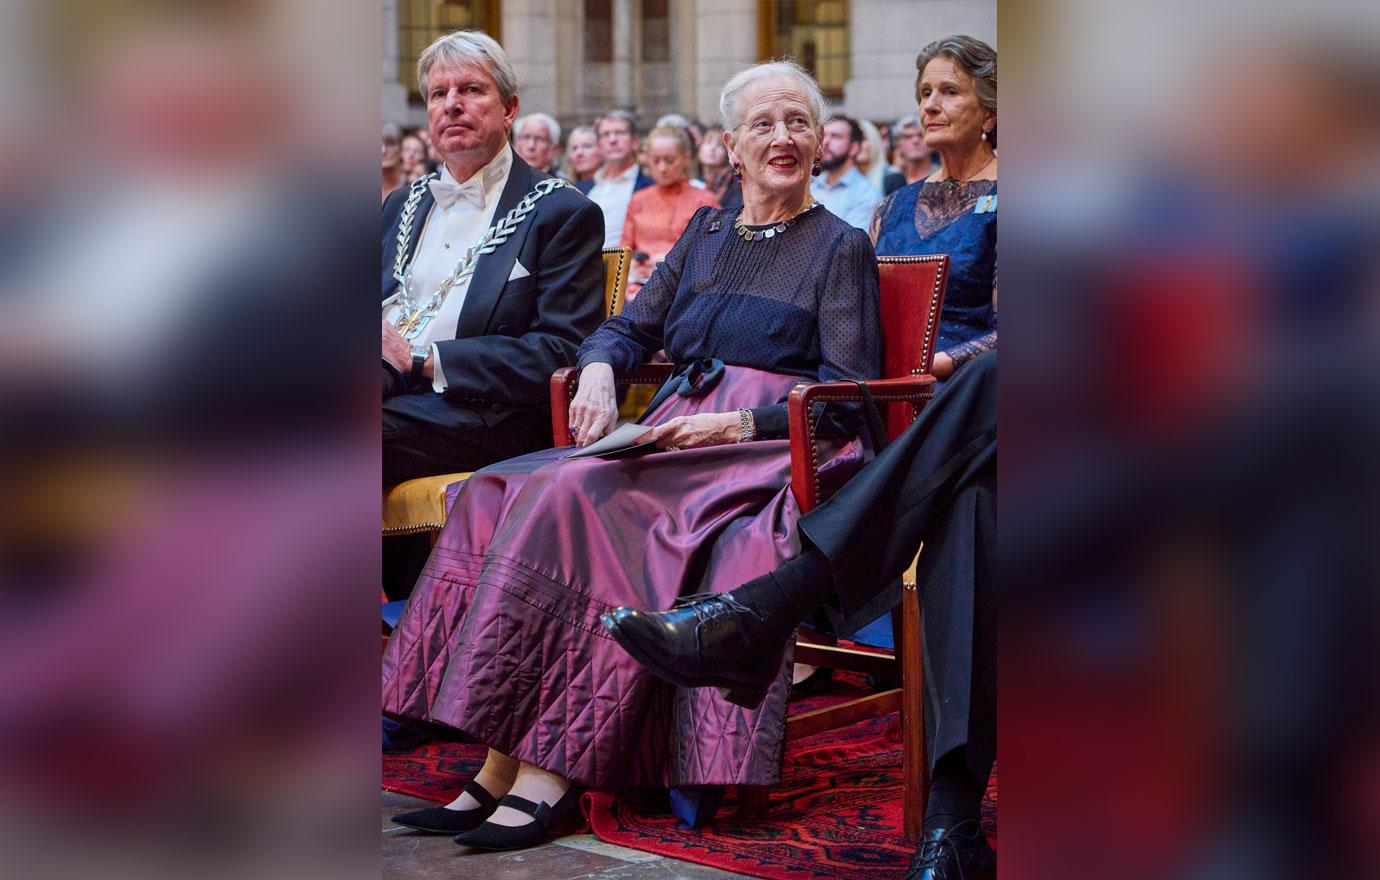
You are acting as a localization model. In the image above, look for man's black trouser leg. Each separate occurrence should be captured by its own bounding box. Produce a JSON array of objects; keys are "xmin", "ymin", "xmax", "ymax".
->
[
  {"xmin": 913, "ymin": 463, "xmax": 996, "ymax": 791},
  {"xmin": 797, "ymin": 350, "xmax": 996, "ymax": 785},
  {"xmin": 799, "ymin": 350, "xmax": 997, "ymax": 633},
  {"xmin": 381, "ymin": 401, "xmax": 549, "ymax": 600}
]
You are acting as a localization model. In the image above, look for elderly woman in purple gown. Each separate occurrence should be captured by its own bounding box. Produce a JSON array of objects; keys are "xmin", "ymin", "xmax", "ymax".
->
[{"xmin": 383, "ymin": 59, "xmax": 881, "ymax": 851}]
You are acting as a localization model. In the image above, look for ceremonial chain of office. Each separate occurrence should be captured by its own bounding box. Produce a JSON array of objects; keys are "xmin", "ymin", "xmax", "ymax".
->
[{"xmin": 390, "ymin": 175, "xmax": 572, "ymax": 340}]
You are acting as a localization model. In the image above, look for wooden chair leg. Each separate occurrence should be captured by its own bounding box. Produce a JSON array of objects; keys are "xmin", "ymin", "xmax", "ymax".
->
[
  {"xmin": 901, "ymin": 580, "xmax": 927, "ymax": 843},
  {"xmin": 736, "ymin": 785, "xmax": 770, "ymax": 818}
]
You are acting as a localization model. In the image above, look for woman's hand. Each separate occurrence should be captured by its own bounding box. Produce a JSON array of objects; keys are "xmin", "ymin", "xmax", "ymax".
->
[
  {"xmin": 568, "ymin": 362, "xmax": 618, "ymax": 447},
  {"xmin": 931, "ymin": 351, "xmax": 955, "ymax": 380},
  {"xmin": 647, "ymin": 412, "xmax": 742, "ymax": 450}
]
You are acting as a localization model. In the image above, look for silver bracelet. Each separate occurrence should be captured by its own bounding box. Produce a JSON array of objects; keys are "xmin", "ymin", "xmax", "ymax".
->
[{"xmin": 737, "ymin": 408, "xmax": 755, "ymax": 443}]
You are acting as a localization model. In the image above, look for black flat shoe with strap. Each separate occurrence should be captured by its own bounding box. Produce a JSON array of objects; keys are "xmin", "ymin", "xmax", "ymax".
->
[
  {"xmin": 452, "ymin": 786, "xmax": 584, "ymax": 851},
  {"xmin": 390, "ymin": 780, "xmax": 501, "ymax": 834}
]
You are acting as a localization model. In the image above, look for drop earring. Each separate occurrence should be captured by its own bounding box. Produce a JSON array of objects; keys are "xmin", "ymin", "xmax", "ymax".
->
[
  {"xmin": 732, "ymin": 163, "xmax": 743, "ymax": 181},
  {"xmin": 811, "ymin": 158, "xmax": 822, "ymax": 176}
]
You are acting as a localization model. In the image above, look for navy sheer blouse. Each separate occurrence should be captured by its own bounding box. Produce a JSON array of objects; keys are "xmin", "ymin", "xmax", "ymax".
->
[{"xmin": 578, "ymin": 205, "xmax": 882, "ymax": 439}]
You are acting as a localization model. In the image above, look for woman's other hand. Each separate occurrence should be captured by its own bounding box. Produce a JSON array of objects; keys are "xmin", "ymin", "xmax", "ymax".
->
[
  {"xmin": 931, "ymin": 351, "xmax": 955, "ymax": 379},
  {"xmin": 648, "ymin": 412, "xmax": 741, "ymax": 450},
  {"xmin": 569, "ymin": 362, "xmax": 618, "ymax": 446}
]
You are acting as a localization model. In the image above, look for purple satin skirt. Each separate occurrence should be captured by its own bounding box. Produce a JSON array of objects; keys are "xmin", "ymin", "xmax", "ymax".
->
[{"xmin": 381, "ymin": 366, "xmax": 867, "ymax": 788}]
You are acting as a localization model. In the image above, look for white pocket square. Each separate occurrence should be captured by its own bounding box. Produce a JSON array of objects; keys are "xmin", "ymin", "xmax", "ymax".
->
[{"xmin": 507, "ymin": 260, "xmax": 531, "ymax": 281}]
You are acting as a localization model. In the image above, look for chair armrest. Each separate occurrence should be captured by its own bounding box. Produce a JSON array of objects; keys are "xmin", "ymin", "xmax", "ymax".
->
[
  {"xmin": 549, "ymin": 363, "xmax": 677, "ymax": 447},
  {"xmin": 787, "ymin": 375, "xmax": 937, "ymax": 512}
]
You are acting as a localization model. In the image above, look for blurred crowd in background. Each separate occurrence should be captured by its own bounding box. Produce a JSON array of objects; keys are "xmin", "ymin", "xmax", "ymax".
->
[{"xmin": 384, "ymin": 110, "xmax": 937, "ymax": 202}]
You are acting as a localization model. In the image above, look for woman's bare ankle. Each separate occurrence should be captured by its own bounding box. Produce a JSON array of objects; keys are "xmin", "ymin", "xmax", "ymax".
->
[
  {"xmin": 486, "ymin": 763, "xmax": 572, "ymax": 827},
  {"xmin": 444, "ymin": 750, "xmax": 518, "ymax": 810}
]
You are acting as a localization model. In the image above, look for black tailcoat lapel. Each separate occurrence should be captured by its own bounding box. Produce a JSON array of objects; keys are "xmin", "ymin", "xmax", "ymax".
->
[{"xmin": 454, "ymin": 150, "xmax": 541, "ymax": 339}]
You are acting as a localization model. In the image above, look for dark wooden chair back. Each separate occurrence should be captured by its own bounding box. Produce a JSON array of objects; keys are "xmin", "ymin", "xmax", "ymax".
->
[{"xmin": 877, "ymin": 255, "xmax": 949, "ymax": 440}]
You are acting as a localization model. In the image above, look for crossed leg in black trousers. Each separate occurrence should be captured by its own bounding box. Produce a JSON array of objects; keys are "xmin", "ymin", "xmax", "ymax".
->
[{"xmin": 603, "ymin": 350, "xmax": 997, "ymax": 880}]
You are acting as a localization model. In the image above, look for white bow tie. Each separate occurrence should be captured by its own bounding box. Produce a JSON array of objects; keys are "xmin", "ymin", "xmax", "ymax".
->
[{"xmin": 429, "ymin": 175, "xmax": 487, "ymax": 211}]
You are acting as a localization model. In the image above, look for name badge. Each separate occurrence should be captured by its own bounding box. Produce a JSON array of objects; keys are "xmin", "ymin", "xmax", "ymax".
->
[{"xmin": 973, "ymin": 194, "xmax": 997, "ymax": 214}]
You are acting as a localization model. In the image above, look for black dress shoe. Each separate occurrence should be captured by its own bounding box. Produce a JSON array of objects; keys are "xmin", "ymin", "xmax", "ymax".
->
[
  {"xmin": 452, "ymin": 786, "xmax": 584, "ymax": 851},
  {"xmin": 600, "ymin": 593, "xmax": 787, "ymax": 708},
  {"xmin": 904, "ymin": 820, "xmax": 996, "ymax": 880},
  {"xmin": 390, "ymin": 781, "xmax": 500, "ymax": 834}
]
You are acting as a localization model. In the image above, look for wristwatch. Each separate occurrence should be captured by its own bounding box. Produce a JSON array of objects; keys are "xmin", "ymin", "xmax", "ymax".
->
[{"xmin": 410, "ymin": 344, "xmax": 429, "ymax": 383}]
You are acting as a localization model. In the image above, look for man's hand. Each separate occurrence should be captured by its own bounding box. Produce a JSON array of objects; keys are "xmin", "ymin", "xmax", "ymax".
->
[
  {"xmin": 569, "ymin": 362, "xmax": 618, "ymax": 446},
  {"xmin": 647, "ymin": 412, "xmax": 741, "ymax": 450},
  {"xmin": 382, "ymin": 319, "xmax": 410, "ymax": 372}
]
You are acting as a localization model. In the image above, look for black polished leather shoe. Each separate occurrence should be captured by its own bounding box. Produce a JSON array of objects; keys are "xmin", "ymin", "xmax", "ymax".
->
[
  {"xmin": 390, "ymin": 781, "xmax": 500, "ymax": 834},
  {"xmin": 904, "ymin": 820, "xmax": 996, "ymax": 880},
  {"xmin": 452, "ymin": 786, "xmax": 584, "ymax": 851},
  {"xmin": 600, "ymin": 592, "xmax": 787, "ymax": 708}
]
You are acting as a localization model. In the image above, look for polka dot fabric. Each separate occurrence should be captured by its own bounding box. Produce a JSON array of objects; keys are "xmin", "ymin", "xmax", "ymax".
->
[{"xmin": 578, "ymin": 205, "xmax": 882, "ymax": 438}]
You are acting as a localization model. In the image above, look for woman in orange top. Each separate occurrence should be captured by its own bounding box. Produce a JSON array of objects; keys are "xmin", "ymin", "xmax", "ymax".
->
[{"xmin": 621, "ymin": 126, "xmax": 719, "ymax": 299}]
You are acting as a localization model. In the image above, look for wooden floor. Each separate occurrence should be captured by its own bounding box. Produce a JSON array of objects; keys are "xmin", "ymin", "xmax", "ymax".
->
[{"xmin": 384, "ymin": 791, "xmax": 757, "ymax": 880}]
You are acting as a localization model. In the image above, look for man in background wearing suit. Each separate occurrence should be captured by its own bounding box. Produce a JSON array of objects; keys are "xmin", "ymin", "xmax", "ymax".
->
[
  {"xmin": 382, "ymin": 31, "xmax": 604, "ymax": 486},
  {"xmin": 577, "ymin": 109, "xmax": 653, "ymax": 248}
]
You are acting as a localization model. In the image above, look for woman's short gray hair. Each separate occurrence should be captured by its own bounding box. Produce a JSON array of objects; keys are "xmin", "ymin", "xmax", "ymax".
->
[
  {"xmin": 915, "ymin": 35, "xmax": 997, "ymax": 143},
  {"xmin": 416, "ymin": 31, "xmax": 518, "ymax": 104},
  {"xmin": 718, "ymin": 60, "xmax": 828, "ymax": 132}
]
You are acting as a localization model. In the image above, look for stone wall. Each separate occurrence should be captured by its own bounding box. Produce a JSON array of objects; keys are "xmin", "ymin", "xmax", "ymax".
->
[{"xmin": 383, "ymin": 0, "xmax": 997, "ymax": 130}]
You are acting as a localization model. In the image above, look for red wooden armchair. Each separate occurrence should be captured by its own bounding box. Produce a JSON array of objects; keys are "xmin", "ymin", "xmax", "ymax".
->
[
  {"xmin": 548, "ymin": 254, "xmax": 950, "ymax": 842},
  {"xmin": 768, "ymin": 254, "xmax": 949, "ymax": 842}
]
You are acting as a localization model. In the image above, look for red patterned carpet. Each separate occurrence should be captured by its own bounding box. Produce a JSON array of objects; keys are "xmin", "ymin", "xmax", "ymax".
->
[{"xmin": 383, "ymin": 678, "xmax": 997, "ymax": 880}]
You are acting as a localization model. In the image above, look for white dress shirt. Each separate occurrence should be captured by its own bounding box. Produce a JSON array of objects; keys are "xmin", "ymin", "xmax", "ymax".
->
[
  {"xmin": 587, "ymin": 163, "xmax": 639, "ymax": 248},
  {"xmin": 384, "ymin": 147, "xmax": 512, "ymax": 391}
]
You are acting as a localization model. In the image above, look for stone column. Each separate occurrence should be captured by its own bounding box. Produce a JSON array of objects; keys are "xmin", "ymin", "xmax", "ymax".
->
[
  {"xmin": 381, "ymin": 0, "xmax": 412, "ymax": 125},
  {"xmin": 503, "ymin": 0, "xmax": 561, "ymax": 116},
  {"xmin": 845, "ymin": 0, "xmax": 996, "ymax": 122},
  {"xmin": 611, "ymin": 0, "xmax": 636, "ymax": 109},
  {"xmin": 672, "ymin": 0, "xmax": 699, "ymax": 122},
  {"xmin": 692, "ymin": 0, "xmax": 758, "ymax": 125}
]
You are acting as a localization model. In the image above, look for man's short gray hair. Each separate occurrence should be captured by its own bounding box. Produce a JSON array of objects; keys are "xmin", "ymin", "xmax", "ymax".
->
[
  {"xmin": 416, "ymin": 30, "xmax": 518, "ymax": 104},
  {"xmin": 515, "ymin": 112, "xmax": 561, "ymax": 145},
  {"xmin": 595, "ymin": 109, "xmax": 638, "ymax": 136},
  {"xmin": 893, "ymin": 114, "xmax": 921, "ymax": 135},
  {"xmin": 718, "ymin": 60, "xmax": 827, "ymax": 132}
]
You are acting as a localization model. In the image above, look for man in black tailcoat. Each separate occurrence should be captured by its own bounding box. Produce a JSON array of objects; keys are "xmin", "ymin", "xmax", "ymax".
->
[{"xmin": 382, "ymin": 31, "xmax": 603, "ymax": 485}]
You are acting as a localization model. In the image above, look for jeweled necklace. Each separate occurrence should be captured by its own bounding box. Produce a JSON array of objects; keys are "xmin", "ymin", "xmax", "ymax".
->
[{"xmin": 733, "ymin": 200, "xmax": 820, "ymax": 242}]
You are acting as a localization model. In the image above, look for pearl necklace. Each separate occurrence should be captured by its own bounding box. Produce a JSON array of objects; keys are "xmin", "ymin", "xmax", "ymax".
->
[{"xmin": 733, "ymin": 201, "xmax": 820, "ymax": 242}]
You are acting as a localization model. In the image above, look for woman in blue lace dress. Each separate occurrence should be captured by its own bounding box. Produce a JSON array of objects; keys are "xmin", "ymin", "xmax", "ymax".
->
[{"xmin": 873, "ymin": 35, "xmax": 997, "ymax": 381}]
